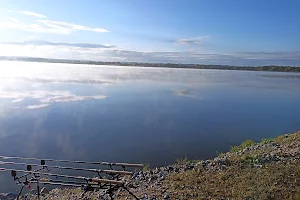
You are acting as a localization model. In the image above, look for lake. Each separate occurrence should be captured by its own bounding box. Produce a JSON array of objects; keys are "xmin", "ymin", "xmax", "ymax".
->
[{"xmin": 0, "ymin": 61, "xmax": 300, "ymax": 192}]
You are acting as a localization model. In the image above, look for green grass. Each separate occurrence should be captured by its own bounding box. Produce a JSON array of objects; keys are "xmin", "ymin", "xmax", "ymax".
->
[
  {"xmin": 175, "ymin": 156, "xmax": 189, "ymax": 165},
  {"xmin": 188, "ymin": 159, "xmax": 201, "ymax": 164},
  {"xmin": 143, "ymin": 163, "xmax": 150, "ymax": 172},
  {"xmin": 273, "ymin": 135, "xmax": 286, "ymax": 144},
  {"xmin": 240, "ymin": 154, "xmax": 261, "ymax": 165},
  {"xmin": 175, "ymin": 157, "xmax": 200, "ymax": 165},
  {"xmin": 260, "ymin": 138, "xmax": 274, "ymax": 144},
  {"xmin": 230, "ymin": 139, "xmax": 255, "ymax": 152}
]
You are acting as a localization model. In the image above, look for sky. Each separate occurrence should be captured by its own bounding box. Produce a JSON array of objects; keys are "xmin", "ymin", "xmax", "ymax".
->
[{"xmin": 0, "ymin": 0, "xmax": 299, "ymax": 66}]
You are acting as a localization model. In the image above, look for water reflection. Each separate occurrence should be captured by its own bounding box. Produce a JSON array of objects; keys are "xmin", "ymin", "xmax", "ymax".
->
[
  {"xmin": 0, "ymin": 61, "xmax": 300, "ymax": 192},
  {"xmin": 0, "ymin": 89, "xmax": 108, "ymax": 109}
]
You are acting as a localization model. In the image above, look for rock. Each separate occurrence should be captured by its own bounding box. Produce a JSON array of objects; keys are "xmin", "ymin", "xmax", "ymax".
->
[
  {"xmin": 40, "ymin": 187, "xmax": 49, "ymax": 195},
  {"xmin": 167, "ymin": 166, "xmax": 174, "ymax": 172},
  {"xmin": 132, "ymin": 172, "xmax": 139, "ymax": 179},
  {"xmin": 221, "ymin": 165, "xmax": 227, "ymax": 170},
  {"xmin": 183, "ymin": 163, "xmax": 195, "ymax": 171},
  {"xmin": 214, "ymin": 158, "xmax": 229, "ymax": 166},
  {"xmin": 254, "ymin": 164, "xmax": 263, "ymax": 168},
  {"xmin": 142, "ymin": 194, "xmax": 149, "ymax": 200},
  {"xmin": 127, "ymin": 182, "xmax": 138, "ymax": 188},
  {"xmin": 163, "ymin": 193, "xmax": 170, "ymax": 199}
]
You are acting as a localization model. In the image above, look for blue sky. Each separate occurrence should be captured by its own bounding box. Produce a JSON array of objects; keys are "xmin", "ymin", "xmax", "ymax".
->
[{"xmin": 0, "ymin": 0, "xmax": 299, "ymax": 65}]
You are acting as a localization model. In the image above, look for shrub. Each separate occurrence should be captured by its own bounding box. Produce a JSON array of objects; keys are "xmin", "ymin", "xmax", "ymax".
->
[{"xmin": 260, "ymin": 138, "xmax": 273, "ymax": 144}]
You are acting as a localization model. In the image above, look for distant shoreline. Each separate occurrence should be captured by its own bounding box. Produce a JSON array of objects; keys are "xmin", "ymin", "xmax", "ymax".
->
[{"xmin": 1, "ymin": 56, "xmax": 300, "ymax": 73}]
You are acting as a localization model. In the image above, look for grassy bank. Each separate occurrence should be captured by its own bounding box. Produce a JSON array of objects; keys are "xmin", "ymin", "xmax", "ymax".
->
[
  {"xmin": 164, "ymin": 132, "xmax": 300, "ymax": 200},
  {"xmin": 32, "ymin": 131, "xmax": 300, "ymax": 200}
]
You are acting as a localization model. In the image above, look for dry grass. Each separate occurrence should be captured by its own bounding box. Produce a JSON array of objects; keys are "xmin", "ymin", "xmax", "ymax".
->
[
  {"xmin": 166, "ymin": 164, "xmax": 300, "ymax": 200},
  {"xmin": 164, "ymin": 131, "xmax": 300, "ymax": 200}
]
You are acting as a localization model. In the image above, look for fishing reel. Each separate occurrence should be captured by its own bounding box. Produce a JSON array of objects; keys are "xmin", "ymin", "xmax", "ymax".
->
[{"xmin": 11, "ymin": 170, "xmax": 17, "ymax": 180}]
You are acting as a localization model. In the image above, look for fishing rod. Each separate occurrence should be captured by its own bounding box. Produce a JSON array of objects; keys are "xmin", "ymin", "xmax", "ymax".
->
[
  {"xmin": 17, "ymin": 167, "xmax": 46, "ymax": 180},
  {"xmin": 16, "ymin": 179, "xmax": 90, "ymax": 188},
  {"xmin": 7, "ymin": 168, "xmax": 139, "ymax": 200},
  {"xmin": 28, "ymin": 181, "xmax": 89, "ymax": 188},
  {"xmin": 30, "ymin": 178, "xmax": 96, "ymax": 186},
  {"xmin": 0, "ymin": 155, "xmax": 144, "ymax": 168},
  {"xmin": 0, "ymin": 161, "xmax": 133, "ymax": 176},
  {"xmin": 0, "ymin": 168, "xmax": 124, "ymax": 186},
  {"xmin": 13, "ymin": 175, "xmax": 109, "ymax": 200}
]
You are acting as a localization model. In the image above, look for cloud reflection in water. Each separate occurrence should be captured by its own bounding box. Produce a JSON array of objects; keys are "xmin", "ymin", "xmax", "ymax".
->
[{"xmin": 0, "ymin": 90, "xmax": 108, "ymax": 109}]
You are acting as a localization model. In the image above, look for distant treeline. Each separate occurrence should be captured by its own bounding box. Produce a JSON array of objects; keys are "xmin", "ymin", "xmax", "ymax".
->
[
  {"xmin": 194, "ymin": 65, "xmax": 300, "ymax": 72},
  {"xmin": 1, "ymin": 56, "xmax": 300, "ymax": 73}
]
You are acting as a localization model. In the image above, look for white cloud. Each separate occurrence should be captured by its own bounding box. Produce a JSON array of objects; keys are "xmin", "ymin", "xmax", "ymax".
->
[
  {"xmin": 0, "ymin": 20, "xmax": 109, "ymax": 34},
  {"xmin": 175, "ymin": 36, "xmax": 210, "ymax": 45},
  {"xmin": 37, "ymin": 20, "xmax": 109, "ymax": 33},
  {"xmin": 0, "ymin": 21, "xmax": 69, "ymax": 34},
  {"xmin": 1, "ymin": 40, "xmax": 115, "ymax": 49},
  {"xmin": 16, "ymin": 11, "xmax": 47, "ymax": 18},
  {"xmin": 12, "ymin": 98, "xmax": 24, "ymax": 103},
  {"xmin": 8, "ymin": 17, "xmax": 19, "ymax": 23},
  {"xmin": 25, "ymin": 104, "xmax": 49, "ymax": 109},
  {"xmin": 0, "ymin": 11, "xmax": 109, "ymax": 34}
]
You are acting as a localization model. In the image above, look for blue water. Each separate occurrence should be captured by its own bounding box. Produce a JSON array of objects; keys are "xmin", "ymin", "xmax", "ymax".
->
[{"xmin": 0, "ymin": 61, "xmax": 300, "ymax": 192}]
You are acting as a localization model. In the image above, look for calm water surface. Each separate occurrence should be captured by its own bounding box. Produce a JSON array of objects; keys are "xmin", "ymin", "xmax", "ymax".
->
[{"xmin": 0, "ymin": 61, "xmax": 300, "ymax": 192}]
